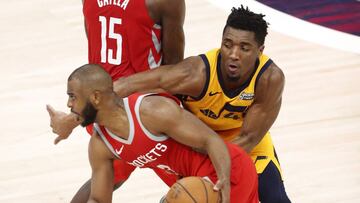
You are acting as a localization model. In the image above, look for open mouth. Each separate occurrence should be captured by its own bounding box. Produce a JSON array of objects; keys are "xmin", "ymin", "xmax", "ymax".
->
[{"xmin": 228, "ymin": 64, "xmax": 238, "ymax": 73}]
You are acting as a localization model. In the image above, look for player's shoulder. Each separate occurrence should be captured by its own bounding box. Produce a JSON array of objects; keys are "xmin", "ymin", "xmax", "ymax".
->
[
  {"xmin": 140, "ymin": 94, "xmax": 181, "ymax": 117},
  {"xmin": 259, "ymin": 60, "xmax": 285, "ymax": 88},
  {"xmin": 138, "ymin": 94, "xmax": 181, "ymax": 132},
  {"xmin": 181, "ymin": 55, "xmax": 206, "ymax": 71}
]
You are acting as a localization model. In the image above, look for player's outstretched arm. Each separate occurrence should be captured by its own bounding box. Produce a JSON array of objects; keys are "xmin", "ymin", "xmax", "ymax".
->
[
  {"xmin": 232, "ymin": 63, "xmax": 285, "ymax": 153},
  {"xmin": 114, "ymin": 56, "xmax": 205, "ymax": 98},
  {"xmin": 140, "ymin": 96, "xmax": 231, "ymax": 203},
  {"xmin": 87, "ymin": 133, "xmax": 115, "ymax": 203}
]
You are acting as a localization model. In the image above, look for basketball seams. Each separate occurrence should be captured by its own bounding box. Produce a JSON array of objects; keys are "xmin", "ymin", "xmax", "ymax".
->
[
  {"xmin": 176, "ymin": 182, "xmax": 198, "ymax": 203},
  {"xmin": 165, "ymin": 176, "xmax": 219, "ymax": 202},
  {"xmin": 199, "ymin": 178, "xmax": 209, "ymax": 203}
]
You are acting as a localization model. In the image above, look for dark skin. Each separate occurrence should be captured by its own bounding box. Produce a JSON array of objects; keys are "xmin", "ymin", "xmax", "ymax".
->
[
  {"xmin": 46, "ymin": 0, "xmax": 185, "ymax": 202},
  {"xmin": 147, "ymin": 0, "xmax": 185, "ymax": 64},
  {"xmin": 114, "ymin": 26, "xmax": 285, "ymax": 153},
  {"xmin": 66, "ymin": 74, "xmax": 231, "ymax": 203}
]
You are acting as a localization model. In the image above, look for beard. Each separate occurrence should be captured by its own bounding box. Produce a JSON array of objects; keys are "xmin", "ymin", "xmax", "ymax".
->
[
  {"xmin": 80, "ymin": 101, "xmax": 98, "ymax": 127},
  {"xmin": 226, "ymin": 74, "xmax": 241, "ymax": 82}
]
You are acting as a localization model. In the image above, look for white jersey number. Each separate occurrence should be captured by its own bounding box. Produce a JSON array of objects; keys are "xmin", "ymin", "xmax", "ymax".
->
[{"xmin": 99, "ymin": 16, "xmax": 122, "ymax": 65}]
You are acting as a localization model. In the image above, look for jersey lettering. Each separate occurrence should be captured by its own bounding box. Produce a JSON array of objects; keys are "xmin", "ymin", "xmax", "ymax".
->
[
  {"xmin": 97, "ymin": 0, "xmax": 130, "ymax": 9},
  {"xmin": 128, "ymin": 143, "xmax": 167, "ymax": 167}
]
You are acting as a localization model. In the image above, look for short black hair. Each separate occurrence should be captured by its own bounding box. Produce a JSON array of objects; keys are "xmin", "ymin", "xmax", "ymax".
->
[
  {"xmin": 68, "ymin": 64, "xmax": 113, "ymax": 92},
  {"xmin": 224, "ymin": 5, "xmax": 269, "ymax": 46}
]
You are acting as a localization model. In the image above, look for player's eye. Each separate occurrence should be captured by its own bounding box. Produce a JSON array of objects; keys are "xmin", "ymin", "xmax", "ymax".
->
[{"xmin": 241, "ymin": 45, "xmax": 250, "ymax": 51}]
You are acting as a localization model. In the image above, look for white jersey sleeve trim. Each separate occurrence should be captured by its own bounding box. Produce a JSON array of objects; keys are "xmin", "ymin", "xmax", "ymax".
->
[
  {"xmin": 102, "ymin": 97, "xmax": 135, "ymax": 145},
  {"xmin": 134, "ymin": 94, "xmax": 169, "ymax": 142},
  {"xmin": 94, "ymin": 123, "xmax": 120, "ymax": 159}
]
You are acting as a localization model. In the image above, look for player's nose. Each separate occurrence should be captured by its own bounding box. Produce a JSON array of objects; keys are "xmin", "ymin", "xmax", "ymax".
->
[
  {"xmin": 67, "ymin": 99, "xmax": 73, "ymax": 108},
  {"xmin": 229, "ymin": 47, "xmax": 240, "ymax": 61}
]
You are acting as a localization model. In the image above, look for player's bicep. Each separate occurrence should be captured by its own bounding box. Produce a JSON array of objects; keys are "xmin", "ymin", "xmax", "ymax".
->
[
  {"xmin": 159, "ymin": 56, "xmax": 205, "ymax": 97},
  {"xmin": 88, "ymin": 134, "xmax": 114, "ymax": 203},
  {"xmin": 168, "ymin": 108, "xmax": 219, "ymax": 150},
  {"xmin": 142, "ymin": 96, "xmax": 219, "ymax": 150},
  {"xmin": 242, "ymin": 64, "xmax": 284, "ymax": 132}
]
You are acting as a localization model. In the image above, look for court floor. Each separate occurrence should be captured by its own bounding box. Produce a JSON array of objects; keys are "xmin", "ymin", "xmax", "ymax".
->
[{"xmin": 0, "ymin": 0, "xmax": 359, "ymax": 202}]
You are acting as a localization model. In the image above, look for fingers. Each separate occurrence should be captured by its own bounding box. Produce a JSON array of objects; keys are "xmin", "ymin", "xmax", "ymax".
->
[
  {"xmin": 54, "ymin": 136, "xmax": 62, "ymax": 145},
  {"xmin": 213, "ymin": 180, "xmax": 230, "ymax": 203},
  {"xmin": 46, "ymin": 104, "xmax": 55, "ymax": 117},
  {"xmin": 213, "ymin": 180, "xmax": 221, "ymax": 191}
]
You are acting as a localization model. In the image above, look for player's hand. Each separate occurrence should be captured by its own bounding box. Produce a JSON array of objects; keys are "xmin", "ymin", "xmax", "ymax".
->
[
  {"xmin": 46, "ymin": 105, "xmax": 80, "ymax": 145},
  {"xmin": 214, "ymin": 178, "xmax": 230, "ymax": 203}
]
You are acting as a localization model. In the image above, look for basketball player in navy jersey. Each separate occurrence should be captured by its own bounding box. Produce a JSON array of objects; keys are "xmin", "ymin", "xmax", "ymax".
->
[
  {"xmin": 47, "ymin": 0, "xmax": 185, "ymax": 202},
  {"xmin": 115, "ymin": 6, "xmax": 291, "ymax": 203},
  {"xmin": 65, "ymin": 64, "xmax": 259, "ymax": 203}
]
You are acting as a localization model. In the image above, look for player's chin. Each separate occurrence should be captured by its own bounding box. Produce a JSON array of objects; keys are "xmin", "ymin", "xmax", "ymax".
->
[
  {"xmin": 76, "ymin": 114, "xmax": 84, "ymax": 122},
  {"xmin": 71, "ymin": 110, "xmax": 82, "ymax": 119},
  {"xmin": 226, "ymin": 73, "xmax": 241, "ymax": 82}
]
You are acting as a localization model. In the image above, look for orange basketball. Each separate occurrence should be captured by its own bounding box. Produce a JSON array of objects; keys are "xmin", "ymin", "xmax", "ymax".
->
[{"xmin": 164, "ymin": 176, "xmax": 220, "ymax": 203}]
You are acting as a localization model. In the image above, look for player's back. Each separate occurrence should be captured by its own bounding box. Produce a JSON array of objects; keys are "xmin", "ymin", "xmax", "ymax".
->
[
  {"xmin": 83, "ymin": 0, "xmax": 163, "ymax": 80},
  {"xmin": 96, "ymin": 93, "xmax": 248, "ymax": 183}
]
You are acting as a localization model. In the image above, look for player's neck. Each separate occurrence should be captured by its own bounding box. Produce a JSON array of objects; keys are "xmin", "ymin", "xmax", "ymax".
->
[{"xmin": 96, "ymin": 97, "xmax": 130, "ymax": 139}]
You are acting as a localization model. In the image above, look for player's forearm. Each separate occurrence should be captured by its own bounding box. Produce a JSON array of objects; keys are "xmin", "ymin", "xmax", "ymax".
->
[
  {"xmin": 206, "ymin": 137, "xmax": 231, "ymax": 182},
  {"xmin": 114, "ymin": 69, "xmax": 166, "ymax": 97},
  {"xmin": 233, "ymin": 131, "xmax": 264, "ymax": 153},
  {"xmin": 234, "ymin": 104, "xmax": 280, "ymax": 153}
]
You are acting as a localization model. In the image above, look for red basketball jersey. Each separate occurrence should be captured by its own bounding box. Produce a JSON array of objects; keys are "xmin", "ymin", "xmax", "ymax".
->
[
  {"xmin": 94, "ymin": 93, "xmax": 259, "ymax": 202},
  {"xmin": 83, "ymin": 0, "xmax": 163, "ymax": 80},
  {"xmin": 94, "ymin": 93, "xmax": 246, "ymax": 184}
]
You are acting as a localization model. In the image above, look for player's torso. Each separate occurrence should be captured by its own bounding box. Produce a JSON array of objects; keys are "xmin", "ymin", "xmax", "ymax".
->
[
  {"xmin": 94, "ymin": 93, "xmax": 211, "ymax": 177},
  {"xmin": 183, "ymin": 49, "xmax": 273, "ymax": 141},
  {"xmin": 83, "ymin": 0, "xmax": 162, "ymax": 80}
]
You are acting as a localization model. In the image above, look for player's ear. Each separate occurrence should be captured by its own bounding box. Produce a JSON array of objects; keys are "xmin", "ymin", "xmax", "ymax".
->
[
  {"xmin": 91, "ymin": 90, "xmax": 101, "ymax": 106},
  {"xmin": 259, "ymin": 45, "xmax": 265, "ymax": 55}
]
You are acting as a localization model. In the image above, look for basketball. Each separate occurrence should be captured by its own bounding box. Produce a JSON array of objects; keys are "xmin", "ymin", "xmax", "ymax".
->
[{"xmin": 164, "ymin": 176, "xmax": 220, "ymax": 203}]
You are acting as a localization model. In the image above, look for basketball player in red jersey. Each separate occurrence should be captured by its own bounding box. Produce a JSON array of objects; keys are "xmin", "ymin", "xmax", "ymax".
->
[
  {"xmin": 66, "ymin": 64, "xmax": 259, "ymax": 203},
  {"xmin": 49, "ymin": 0, "xmax": 185, "ymax": 144},
  {"xmin": 46, "ymin": 0, "xmax": 185, "ymax": 202}
]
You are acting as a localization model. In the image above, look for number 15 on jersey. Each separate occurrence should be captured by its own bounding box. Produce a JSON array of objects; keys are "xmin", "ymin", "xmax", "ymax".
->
[{"xmin": 99, "ymin": 16, "xmax": 122, "ymax": 65}]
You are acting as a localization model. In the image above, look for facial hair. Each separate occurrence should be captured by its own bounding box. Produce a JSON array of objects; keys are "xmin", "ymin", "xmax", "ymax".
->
[
  {"xmin": 226, "ymin": 74, "xmax": 241, "ymax": 82},
  {"xmin": 81, "ymin": 101, "xmax": 98, "ymax": 127}
]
